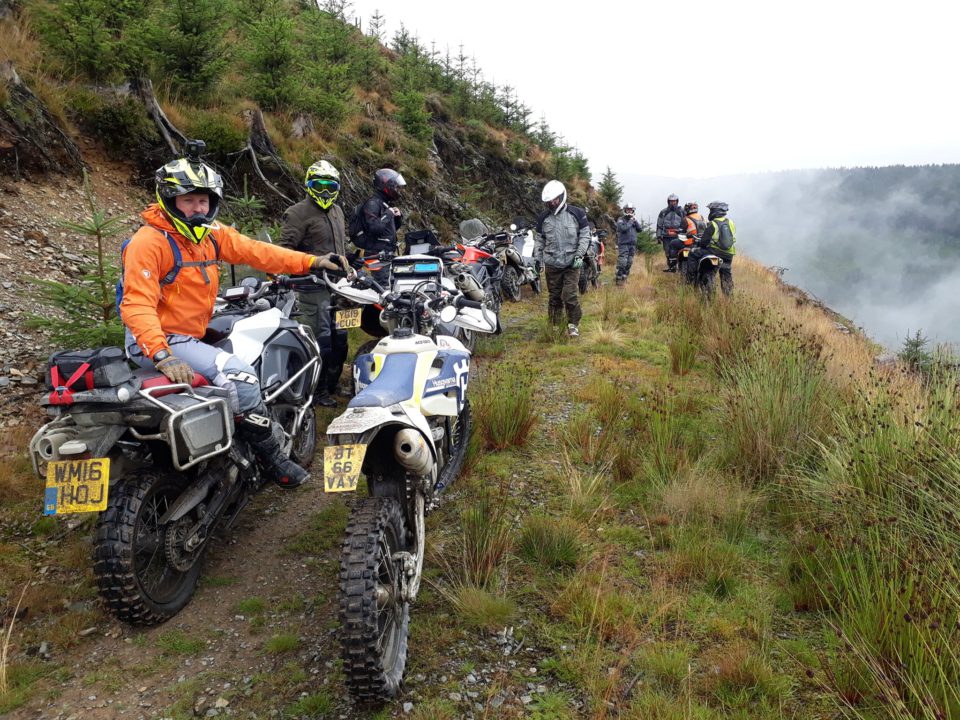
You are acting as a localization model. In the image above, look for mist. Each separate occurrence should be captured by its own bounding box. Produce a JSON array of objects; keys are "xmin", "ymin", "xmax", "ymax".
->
[{"xmin": 621, "ymin": 166, "xmax": 960, "ymax": 350}]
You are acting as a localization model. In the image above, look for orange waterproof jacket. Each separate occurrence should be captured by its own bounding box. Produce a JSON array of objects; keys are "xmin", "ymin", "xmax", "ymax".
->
[{"xmin": 120, "ymin": 205, "xmax": 314, "ymax": 359}]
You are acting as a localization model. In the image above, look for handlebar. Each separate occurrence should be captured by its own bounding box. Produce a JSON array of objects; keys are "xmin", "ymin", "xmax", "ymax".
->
[{"xmin": 455, "ymin": 296, "xmax": 483, "ymax": 310}]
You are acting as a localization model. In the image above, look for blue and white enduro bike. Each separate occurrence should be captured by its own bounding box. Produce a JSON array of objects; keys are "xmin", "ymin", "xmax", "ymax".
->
[{"xmin": 321, "ymin": 265, "xmax": 496, "ymax": 704}]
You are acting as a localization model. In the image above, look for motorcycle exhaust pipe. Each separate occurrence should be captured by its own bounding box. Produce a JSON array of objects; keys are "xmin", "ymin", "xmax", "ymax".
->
[
  {"xmin": 394, "ymin": 428, "xmax": 434, "ymax": 476},
  {"xmin": 455, "ymin": 272, "xmax": 486, "ymax": 301},
  {"xmin": 36, "ymin": 432, "xmax": 71, "ymax": 461}
]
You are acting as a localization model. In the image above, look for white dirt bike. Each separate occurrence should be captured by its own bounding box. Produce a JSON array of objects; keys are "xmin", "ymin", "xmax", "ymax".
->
[{"xmin": 321, "ymin": 275, "xmax": 496, "ymax": 704}]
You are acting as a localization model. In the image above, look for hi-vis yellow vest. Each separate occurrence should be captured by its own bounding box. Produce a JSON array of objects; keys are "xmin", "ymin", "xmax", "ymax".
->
[{"xmin": 708, "ymin": 218, "xmax": 736, "ymax": 255}]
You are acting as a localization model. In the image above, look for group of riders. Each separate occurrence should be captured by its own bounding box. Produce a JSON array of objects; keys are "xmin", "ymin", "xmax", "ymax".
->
[
  {"xmin": 535, "ymin": 184, "xmax": 738, "ymax": 338},
  {"xmin": 117, "ymin": 142, "xmax": 738, "ymax": 494},
  {"xmin": 653, "ymin": 193, "xmax": 736, "ymax": 294},
  {"xmin": 118, "ymin": 149, "xmax": 404, "ymax": 494}
]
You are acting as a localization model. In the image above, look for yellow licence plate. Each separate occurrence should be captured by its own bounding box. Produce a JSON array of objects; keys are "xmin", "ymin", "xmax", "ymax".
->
[
  {"xmin": 323, "ymin": 444, "xmax": 366, "ymax": 493},
  {"xmin": 335, "ymin": 308, "xmax": 362, "ymax": 329},
  {"xmin": 44, "ymin": 458, "xmax": 110, "ymax": 515}
]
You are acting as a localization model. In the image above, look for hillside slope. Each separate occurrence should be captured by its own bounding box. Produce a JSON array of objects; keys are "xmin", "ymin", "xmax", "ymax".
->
[{"xmin": 3, "ymin": 247, "xmax": 957, "ymax": 719}]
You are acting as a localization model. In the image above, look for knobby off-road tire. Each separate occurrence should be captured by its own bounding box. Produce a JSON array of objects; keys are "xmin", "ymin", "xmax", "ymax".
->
[
  {"xmin": 500, "ymin": 265, "xmax": 522, "ymax": 302},
  {"xmin": 339, "ymin": 497, "xmax": 410, "ymax": 704},
  {"xmin": 456, "ymin": 328, "xmax": 477, "ymax": 354},
  {"xmin": 435, "ymin": 399, "xmax": 472, "ymax": 494},
  {"xmin": 289, "ymin": 407, "xmax": 317, "ymax": 467},
  {"xmin": 578, "ymin": 265, "xmax": 590, "ymax": 295},
  {"xmin": 93, "ymin": 471, "xmax": 201, "ymax": 625}
]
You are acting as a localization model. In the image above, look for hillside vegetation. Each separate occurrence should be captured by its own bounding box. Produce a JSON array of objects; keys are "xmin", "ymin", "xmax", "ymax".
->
[{"xmin": 1, "ymin": 0, "xmax": 615, "ymax": 235}]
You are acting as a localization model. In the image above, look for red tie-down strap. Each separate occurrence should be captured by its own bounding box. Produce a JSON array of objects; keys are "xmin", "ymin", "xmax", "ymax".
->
[{"xmin": 47, "ymin": 362, "xmax": 94, "ymax": 406}]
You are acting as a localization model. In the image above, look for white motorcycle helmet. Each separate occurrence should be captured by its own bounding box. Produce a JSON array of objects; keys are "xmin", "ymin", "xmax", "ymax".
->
[{"xmin": 541, "ymin": 180, "xmax": 567, "ymax": 215}]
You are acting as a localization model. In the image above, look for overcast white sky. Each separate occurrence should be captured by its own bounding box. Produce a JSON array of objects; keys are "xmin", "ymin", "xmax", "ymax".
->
[{"xmin": 347, "ymin": 0, "xmax": 960, "ymax": 180}]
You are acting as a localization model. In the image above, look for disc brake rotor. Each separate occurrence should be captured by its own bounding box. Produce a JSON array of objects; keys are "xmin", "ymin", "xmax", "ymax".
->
[{"xmin": 164, "ymin": 517, "xmax": 201, "ymax": 572}]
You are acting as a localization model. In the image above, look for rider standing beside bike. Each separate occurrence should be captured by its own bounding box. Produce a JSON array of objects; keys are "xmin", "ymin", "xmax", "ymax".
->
[
  {"xmin": 614, "ymin": 203, "xmax": 642, "ymax": 286},
  {"xmin": 689, "ymin": 201, "xmax": 737, "ymax": 295},
  {"xmin": 535, "ymin": 180, "xmax": 591, "ymax": 337},
  {"xmin": 350, "ymin": 168, "xmax": 406, "ymax": 284},
  {"xmin": 279, "ymin": 160, "xmax": 349, "ymax": 408},
  {"xmin": 119, "ymin": 145, "xmax": 347, "ymax": 488},
  {"xmin": 657, "ymin": 193, "xmax": 686, "ymax": 271}
]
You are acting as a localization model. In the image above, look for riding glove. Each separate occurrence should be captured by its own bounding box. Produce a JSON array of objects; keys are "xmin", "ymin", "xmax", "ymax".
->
[
  {"xmin": 155, "ymin": 354, "xmax": 195, "ymax": 385},
  {"xmin": 311, "ymin": 253, "xmax": 350, "ymax": 273},
  {"xmin": 571, "ymin": 256, "xmax": 584, "ymax": 270}
]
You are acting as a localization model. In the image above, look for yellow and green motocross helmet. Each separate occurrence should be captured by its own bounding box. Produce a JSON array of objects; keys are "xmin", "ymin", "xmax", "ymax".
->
[
  {"xmin": 305, "ymin": 160, "xmax": 340, "ymax": 210},
  {"xmin": 155, "ymin": 144, "xmax": 224, "ymax": 244}
]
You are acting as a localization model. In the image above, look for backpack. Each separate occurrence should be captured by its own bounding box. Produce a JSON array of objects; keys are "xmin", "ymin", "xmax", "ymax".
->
[
  {"xmin": 713, "ymin": 218, "xmax": 736, "ymax": 251},
  {"xmin": 348, "ymin": 202, "xmax": 367, "ymax": 243},
  {"xmin": 115, "ymin": 231, "xmax": 221, "ymax": 314}
]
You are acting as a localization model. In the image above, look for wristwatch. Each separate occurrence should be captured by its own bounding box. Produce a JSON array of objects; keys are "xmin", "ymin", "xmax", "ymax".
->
[{"xmin": 152, "ymin": 349, "xmax": 171, "ymax": 363}]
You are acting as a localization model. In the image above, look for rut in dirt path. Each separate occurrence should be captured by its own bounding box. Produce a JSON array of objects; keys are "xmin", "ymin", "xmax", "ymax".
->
[{"xmin": 12, "ymin": 477, "xmax": 360, "ymax": 720}]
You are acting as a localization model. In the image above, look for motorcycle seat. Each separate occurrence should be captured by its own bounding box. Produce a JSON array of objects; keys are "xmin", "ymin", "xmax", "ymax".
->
[
  {"xmin": 349, "ymin": 354, "xmax": 417, "ymax": 408},
  {"xmin": 136, "ymin": 369, "xmax": 211, "ymax": 397}
]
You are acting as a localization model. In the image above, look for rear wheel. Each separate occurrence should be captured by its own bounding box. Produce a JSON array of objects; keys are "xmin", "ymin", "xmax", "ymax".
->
[
  {"xmin": 339, "ymin": 497, "xmax": 410, "ymax": 705},
  {"xmin": 578, "ymin": 265, "xmax": 589, "ymax": 294},
  {"xmin": 93, "ymin": 472, "xmax": 202, "ymax": 625},
  {"xmin": 700, "ymin": 270, "xmax": 717, "ymax": 299},
  {"xmin": 500, "ymin": 266, "xmax": 521, "ymax": 302}
]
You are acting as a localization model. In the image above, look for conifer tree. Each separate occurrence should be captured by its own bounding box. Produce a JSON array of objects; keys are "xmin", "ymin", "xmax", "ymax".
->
[{"xmin": 597, "ymin": 167, "xmax": 623, "ymax": 205}]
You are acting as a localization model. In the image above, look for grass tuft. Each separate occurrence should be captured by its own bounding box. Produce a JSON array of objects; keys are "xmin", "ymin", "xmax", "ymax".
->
[
  {"xmin": 517, "ymin": 516, "xmax": 583, "ymax": 571},
  {"xmin": 474, "ymin": 363, "xmax": 538, "ymax": 450}
]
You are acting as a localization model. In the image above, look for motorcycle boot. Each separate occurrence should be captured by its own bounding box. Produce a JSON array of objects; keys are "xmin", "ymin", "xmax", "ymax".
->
[
  {"xmin": 313, "ymin": 392, "xmax": 337, "ymax": 408},
  {"xmin": 237, "ymin": 411, "xmax": 309, "ymax": 488}
]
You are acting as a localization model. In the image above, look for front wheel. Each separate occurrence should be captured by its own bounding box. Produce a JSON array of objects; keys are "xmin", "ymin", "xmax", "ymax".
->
[
  {"xmin": 456, "ymin": 328, "xmax": 477, "ymax": 354},
  {"xmin": 289, "ymin": 408, "xmax": 317, "ymax": 467},
  {"xmin": 93, "ymin": 472, "xmax": 202, "ymax": 625},
  {"xmin": 501, "ymin": 266, "xmax": 522, "ymax": 302},
  {"xmin": 339, "ymin": 497, "xmax": 410, "ymax": 704}
]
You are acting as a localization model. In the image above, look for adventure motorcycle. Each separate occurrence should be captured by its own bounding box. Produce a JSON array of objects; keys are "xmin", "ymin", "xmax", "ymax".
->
[
  {"xmin": 324, "ymin": 279, "xmax": 496, "ymax": 704},
  {"xmin": 30, "ymin": 275, "xmax": 323, "ymax": 625},
  {"xmin": 500, "ymin": 223, "xmax": 541, "ymax": 300}
]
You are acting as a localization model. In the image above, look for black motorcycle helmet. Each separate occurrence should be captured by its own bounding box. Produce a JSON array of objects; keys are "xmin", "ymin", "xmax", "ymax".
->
[
  {"xmin": 373, "ymin": 168, "xmax": 407, "ymax": 200},
  {"xmin": 706, "ymin": 201, "xmax": 728, "ymax": 220}
]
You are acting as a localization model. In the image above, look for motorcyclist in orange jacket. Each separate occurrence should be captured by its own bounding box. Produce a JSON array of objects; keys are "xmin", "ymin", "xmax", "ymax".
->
[{"xmin": 119, "ymin": 143, "xmax": 348, "ymax": 488}]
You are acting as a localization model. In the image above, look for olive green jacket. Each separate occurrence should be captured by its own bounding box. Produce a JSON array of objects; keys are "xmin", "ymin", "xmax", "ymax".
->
[{"xmin": 279, "ymin": 199, "xmax": 347, "ymax": 257}]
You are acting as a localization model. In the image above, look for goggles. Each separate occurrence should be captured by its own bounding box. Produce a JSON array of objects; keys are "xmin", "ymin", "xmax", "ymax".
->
[{"xmin": 307, "ymin": 178, "xmax": 340, "ymax": 193}]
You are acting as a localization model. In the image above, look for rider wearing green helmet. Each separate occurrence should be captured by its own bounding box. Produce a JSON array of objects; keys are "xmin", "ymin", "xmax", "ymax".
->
[{"xmin": 279, "ymin": 160, "xmax": 350, "ymax": 406}]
